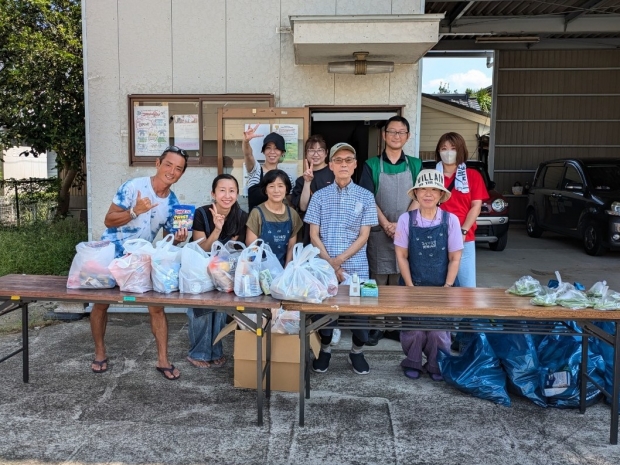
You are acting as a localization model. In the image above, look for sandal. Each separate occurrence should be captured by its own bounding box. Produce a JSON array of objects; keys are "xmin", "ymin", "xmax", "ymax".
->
[
  {"xmin": 403, "ymin": 368, "xmax": 421, "ymax": 380},
  {"xmin": 91, "ymin": 358, "xmax": 108, "ymax": 373},
  {"xmin": 156, "ymin": 364, "xmax": 180, "ymax": 380},
  {"xmin": 211, "ymin": 356, "xmax": 227, "ymax": 368},
  {"xmin": 187, "ymin": 356, "xmax": 211, "ymax": 368},
  {"xmin": 429, "ymin": 372, "xmax": 444, "ymax": 382}
]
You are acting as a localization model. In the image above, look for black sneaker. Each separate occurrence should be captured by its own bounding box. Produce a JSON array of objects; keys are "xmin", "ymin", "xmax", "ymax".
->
[
  {"xmin": 366, "ymin": 329, "xmax": 384, "ymax": 346},
  {"xmin": 348, "ymin": 352, "xmax": 370, "ymax": 375},
  {"xmin": 312, "ymin": 350, "xmax": 331, "ymax": 373}
]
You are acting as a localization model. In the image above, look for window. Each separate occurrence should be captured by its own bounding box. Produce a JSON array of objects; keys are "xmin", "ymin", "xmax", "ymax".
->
[
  {"xmin": 128, "ymin": 94, "xmax": 274, "ymax": 168},
  {"xmin": 562, "ymin": 165, "xmax": 583, "ymax": 189},
  {"xmin": 542, "ymin": 165, "xmax": 564, "ymax": 189}
]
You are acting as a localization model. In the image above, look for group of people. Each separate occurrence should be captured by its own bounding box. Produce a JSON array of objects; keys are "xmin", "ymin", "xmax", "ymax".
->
[{"xmin": 90, "ymin": 116, "xmax": 487, "ymax": 382}]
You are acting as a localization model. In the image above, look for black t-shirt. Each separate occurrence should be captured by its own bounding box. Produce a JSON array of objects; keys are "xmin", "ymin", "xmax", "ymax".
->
[
  {"xmin": 191, "ymin": 204, "xmax": 248, "ymax": 244},
  {"xmin": 291, "ymin": 165, "xmax": 334, "ymax": 245}
]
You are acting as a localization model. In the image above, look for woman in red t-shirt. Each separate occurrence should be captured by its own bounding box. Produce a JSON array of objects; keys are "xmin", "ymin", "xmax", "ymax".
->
[{"xmin": 432, "ymin": 132, "xmax": 488, "ymax": 287}]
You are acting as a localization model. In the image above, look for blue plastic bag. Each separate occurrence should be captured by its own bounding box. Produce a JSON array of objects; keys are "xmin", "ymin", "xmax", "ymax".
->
[
  {"xmin": 487, "ymin": 332, "xmax": 547, "ymax": 407},
  {"xmin": 438, "ymin": 332, "xmax": 511, "ymax": 407},
  {"xmin": 589, "ymin": 321, "xmax": 618, "ymax": 405},
  {"xmin": 537, "ymin": 329, "xmax": 604, "ymax": 409}
]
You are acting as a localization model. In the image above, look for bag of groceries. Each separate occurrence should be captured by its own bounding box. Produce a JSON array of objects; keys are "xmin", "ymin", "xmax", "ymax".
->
[
  {"xmin": 234, "ymin": 240, "xmax": 263, "ymax": 297},
  {"xmin": 67, "ymin": 241, "xmax": 117, "ymax": 289},
  {"xmin": 151, "ymin": 234, "xmax": 181, "ymax": 294},
  {"xmin": 270, "ymin": 244, "xmax": 329, "ymax": 304},
  {"xmin": 179, "ymin": 238, "xmax": 214, "ymax": 294},
  {"xmin": 108, "ymin": 238, "xmax": 155, "ymax": 293},
  {"xmin": 207, "ymin": 240, "xmax": 245, "ymax": 292}
]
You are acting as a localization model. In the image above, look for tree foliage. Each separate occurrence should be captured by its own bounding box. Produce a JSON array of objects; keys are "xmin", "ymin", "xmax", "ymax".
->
[
  {"xmin": 0, "ymin": 0, "xmax": 84, "ymax": 217},
  {"xmin": 465, "ymin": 87, "xmax": 492, "ymax": 113}
]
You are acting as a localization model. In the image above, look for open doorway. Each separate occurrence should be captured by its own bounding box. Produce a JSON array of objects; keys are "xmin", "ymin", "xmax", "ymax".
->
[{"xmin": 309, "ymin": 109, "xmax": 402, "ymax": 183}]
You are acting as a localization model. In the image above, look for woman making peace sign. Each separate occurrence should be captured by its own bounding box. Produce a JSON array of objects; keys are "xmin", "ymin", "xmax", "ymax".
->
[{"xmin": 186, "ymin": 174, "xmax": 248, "ymax": 369}]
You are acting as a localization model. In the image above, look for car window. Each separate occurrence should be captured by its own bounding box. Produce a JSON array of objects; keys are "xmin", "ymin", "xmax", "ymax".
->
[
  {"xmin": 562, "ymin": 165, "xmax": 583, "ymax": 189},
  {"xmin": 586, "ymin": 163, "xmax": 620, "ymax": 191},
  {"xmin": 542, "ymin": 165, "xmax": 564, "ymax": 189}
]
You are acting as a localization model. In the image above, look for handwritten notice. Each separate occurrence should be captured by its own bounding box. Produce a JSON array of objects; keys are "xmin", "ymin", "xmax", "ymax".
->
[
  {"xmin": 135, "ymin": 106, "xmax": 169, "ymax": 156},
  {"xmin": 173, "ymin": 114, "xmax": 199, "ymax": 150}
]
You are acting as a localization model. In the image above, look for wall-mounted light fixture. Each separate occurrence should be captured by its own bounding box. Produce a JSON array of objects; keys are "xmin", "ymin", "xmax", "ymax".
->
[
  {"xmin": 327, "ymin": 52, "xmax": 395, "ymax": 75},
  {"xmin": 475, "ymin": 36, "xmax": 540, "ymax": 44}
]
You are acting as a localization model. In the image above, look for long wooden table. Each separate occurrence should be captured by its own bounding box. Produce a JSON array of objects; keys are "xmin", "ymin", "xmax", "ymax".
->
[
  {"xmin": 282, "ymin": 286, "xmax": 620, "ymax": 445},
  {"xmin": 0, "ymin": 274, "xmax": 278, "ymax": 426}
]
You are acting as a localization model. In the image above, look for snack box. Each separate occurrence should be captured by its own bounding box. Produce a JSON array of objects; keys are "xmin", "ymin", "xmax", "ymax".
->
[
  {"xmin": 361, "ymin": 279, "xmax": 379, "ymax": 297},
  {"xmin": 171, "ymin": 204, "xmax": 195, "ymax": 231}
]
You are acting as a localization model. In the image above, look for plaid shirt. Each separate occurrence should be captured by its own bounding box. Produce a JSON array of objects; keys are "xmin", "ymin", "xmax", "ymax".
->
[{"xmin": 304, "ymin": 181, "xmax": 378, "ymax": 279}]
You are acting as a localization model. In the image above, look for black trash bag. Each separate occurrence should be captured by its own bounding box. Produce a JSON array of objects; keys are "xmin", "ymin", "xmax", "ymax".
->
[{"xmin": 438, "ymin": 332, "xmax": 511, "ymax": 407}]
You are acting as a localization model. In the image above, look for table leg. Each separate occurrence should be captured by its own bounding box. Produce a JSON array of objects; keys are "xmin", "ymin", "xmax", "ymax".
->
[
  {"xmin": 580, "ymin": 331, "xmax": 589, "ymax": 414},
  {"xmin": 22, "ymin": 303, "xmax": 29, "ymax": 383},
  {"xmin": 266, "ymin": 310, "xmax": 271, "ymax": 399},
  {"xmin": 299, "ymin": 311, "xmax": 306, "ymax": 427},
  {"xmin": 611, "ymin": 322, "xmax": 620, "ymax": 445},
  {"xmin": 256, "ymin": 310, "xmax": 263, "ymax": 427}
]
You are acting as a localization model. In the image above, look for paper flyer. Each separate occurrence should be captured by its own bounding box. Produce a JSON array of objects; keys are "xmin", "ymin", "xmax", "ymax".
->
[
  {"xmin": 173, "ymin": 114, "xmax": 199, "ymax": 150},
  {"xmin": 134, "ymin": 106, "xmax": 169, "ymax": 156},
  {"xmin": 272, "ymin": 123, "xmax": 299, "ymax": 162}
]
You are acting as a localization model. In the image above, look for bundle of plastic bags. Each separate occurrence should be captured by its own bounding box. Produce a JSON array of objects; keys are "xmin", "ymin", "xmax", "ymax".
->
[
  {"xmin": 270, "ymin": 244, "xmax": 330, "ymax": 303},
  {"xmin": 67, "ymin": 241, "xmax": 116, "ymax": 289},
  {"xmin": 108, "ymin": 238, "xmax": 155, "ymax": 293},
  {"xmin": 150, "ymin": 234, "xmax": 181, "ymax": 294},
  {"xmin": 208, "ymin": 240, "xmax": 245, "ymax": 292},
  {"xmin": 179, "ymin": 238, "xmax": 214, "ymax": 294}
]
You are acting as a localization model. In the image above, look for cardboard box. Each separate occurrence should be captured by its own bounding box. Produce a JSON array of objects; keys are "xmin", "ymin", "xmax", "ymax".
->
[{"xmin": 215, "ymin": 321, "xmax": 320, "ymax": 392}]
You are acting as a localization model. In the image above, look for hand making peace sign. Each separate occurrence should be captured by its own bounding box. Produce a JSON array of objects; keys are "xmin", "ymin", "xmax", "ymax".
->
[
  {"xmin": 302, "ymin": 159, "xmax": 314, "ymax": 183},
  {"xmin": 209, "ymin": 204, "xmax": 226, "ymax": 231}
]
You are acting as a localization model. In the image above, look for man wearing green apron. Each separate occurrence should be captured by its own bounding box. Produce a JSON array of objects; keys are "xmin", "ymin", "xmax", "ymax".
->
[{"xmin": 360, "ymin": 116, "xmax": 422, "ymax": 344}]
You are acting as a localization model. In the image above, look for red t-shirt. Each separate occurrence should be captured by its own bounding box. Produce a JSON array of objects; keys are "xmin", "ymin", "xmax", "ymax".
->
[{"xmin": 441, "ymin": 168, "xmax": 488, "ymax": 242}]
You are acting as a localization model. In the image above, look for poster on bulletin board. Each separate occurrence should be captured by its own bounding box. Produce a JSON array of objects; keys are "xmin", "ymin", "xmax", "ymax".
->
[
  {"xmin": 173, "ymin": 114, "xmax": 199, "ymax": 150},
  {"xmin": 272, "ymin": 123, "xmax": 299, "ymax": 162},
  {"xmin": 134, "ymin": 106, "xmax": 169, "ymax": 156}
]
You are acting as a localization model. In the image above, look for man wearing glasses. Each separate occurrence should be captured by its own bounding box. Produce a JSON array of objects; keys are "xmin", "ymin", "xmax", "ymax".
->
[
  {"xmin": 305, "ymin": 143, "xmax": 378, "ymax": 375},
  {"xmin": 359, "ymin": 116, "xmax": 422, "ymax": 345},
  {"xmin": 93, "ymin": 146, "xmax": 189, "ymax": 380}
]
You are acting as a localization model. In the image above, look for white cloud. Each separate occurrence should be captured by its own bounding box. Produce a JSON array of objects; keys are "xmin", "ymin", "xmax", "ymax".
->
[{"xmin": 424, "ymin": 69, "xmax": 492, "ymax": 94}]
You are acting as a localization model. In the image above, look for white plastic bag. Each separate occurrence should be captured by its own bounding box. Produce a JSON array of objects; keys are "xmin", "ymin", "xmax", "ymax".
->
[
  {"xmin": 271, "ymin": 307, "xmax": 300, "ymax": 334},
  {"xmin": 67, "ymin": 241, "xmax": 116, "ymax": 289},
  {"xmin": 253, "ymin": 240, "xmax": 284, "ymax": 295},
  {"xmin": 303, "ymin": 252, "xmax": 338, "ymax": 297},
  {"xmin": 179, "ymin": 238, "xmax": 214, "ymax": 294},
  {"xmin": 151, "ymin": 234, "xmax": 181, "ymax": 293},
  {"xmin": 207, "ymin": 240, "xmax": 245, "ymax": 292},
  {"xmin": 270, "ymin": 244, "xmax": 329, "ymax": 303},
  {"xmin": 234, "ymin": 241, "xmax": 263, "ymax": 297},
  {"xmin": 108, "ymin": 238, "xmax": 155, "ymax": 293},
  {"xmin": 506, "ymin": 276, "xmax": 542, "ymax": 296}
]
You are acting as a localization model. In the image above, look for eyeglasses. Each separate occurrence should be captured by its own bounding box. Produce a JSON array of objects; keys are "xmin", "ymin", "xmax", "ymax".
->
[
  {"xmin": 307, "ymin": 149, "xmax": 325, "ymax": 155},
  {"xmin": 163, "ymin": 145, "xmax": 189, "ymax": 160},
  {"xmin": 331, "ymin": 157, "xmax": 356, "ymax": 165},
  {"xmin": 385, "ymin": 130, "xmax": 409, "ymax": 137}
]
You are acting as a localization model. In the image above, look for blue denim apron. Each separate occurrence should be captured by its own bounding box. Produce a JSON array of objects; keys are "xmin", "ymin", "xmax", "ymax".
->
[
  {"xmin": 407, "ymin": 209, "xmax": 452, "ymax": 287},
  {"xmin": 257, "ymin": 205, "xmax": 293, "ymax": 267}
]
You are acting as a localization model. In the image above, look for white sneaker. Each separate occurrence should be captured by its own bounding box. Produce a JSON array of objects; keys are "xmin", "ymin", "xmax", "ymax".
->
[{"xmin": 330, "ymin": 328, "xmax": 341, "ymax": 345}]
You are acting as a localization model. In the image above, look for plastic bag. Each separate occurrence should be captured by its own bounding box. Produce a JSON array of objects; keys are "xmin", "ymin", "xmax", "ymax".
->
[
  {"xmin": 255, "ymin": 240, "xmax": 284, "ymax": 295},
  {"xmin": 530, "ymin": 282, "xmax": 574, "ymax": 307},
  {"xmin": 151, "ymin": 234, "xmax": 181, "ymax": 294},
  {"xmin": 586, "ymin": 280, "xmax": 608, "ymax": 298},
  {"xmin": 270, "ymin": 244, "xmax": 329, "ymax": 303},
  {"xmin": 593, "ymin": 291, "xmax": 620, "ymax": 310},
  {"xmin": 555, "ymin": 288, "xmax": 591, "ymax": 310},
  {"xmin": 207, "ymin": 240, "xmax": 245, "ymax": 292},
  {"xmin": 506, "ymin": 276, "xmax": 542, "ymax": 296},
  {"xmin": 108, "ymin": 243, "xmax": 154, "ymax": 294},
  {"xmin": 179, "ymin": 238, "xmax": 214, "ymax": 294},
  {"xmin": 234, "ymin": 241, "xmax": 263, "ymax": 297},
  {"xmin": 486, "ymin": 332, "xmax": 547, "ymax": 407},
  {"xmin": 271, "ymin": 307, "xmax": 300, "ymax": 334},
  {"xmin": 67, "ymin": 241, "xmax": 116, "ymax": 289},
  {"xmin": 438, "ymin": 332, "xmax": 511, "ymax": 407},
  {"xmin": 302, "ymin": 246, "xmax": 338, "ymax": 297}
]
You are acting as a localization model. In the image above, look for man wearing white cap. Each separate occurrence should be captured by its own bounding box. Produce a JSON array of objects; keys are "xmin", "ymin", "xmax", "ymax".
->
[{"xmin": 304, "ymin": 142, "xmax": 378, "ymax": 375}]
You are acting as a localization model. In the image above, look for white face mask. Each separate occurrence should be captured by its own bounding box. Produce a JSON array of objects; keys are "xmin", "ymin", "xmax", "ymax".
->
[{"xmin": 439, "ymin": 150, "xmax": 457, "ymax": 165}]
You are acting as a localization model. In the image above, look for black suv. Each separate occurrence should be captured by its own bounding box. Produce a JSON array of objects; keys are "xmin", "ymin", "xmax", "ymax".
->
[
  {"xmin": 526, "ymin": 158, "xmax": 620, "ymax": 256},
  {"xmin": 422, "ymin": 160, "xmax": 510, "ymax": 251}
]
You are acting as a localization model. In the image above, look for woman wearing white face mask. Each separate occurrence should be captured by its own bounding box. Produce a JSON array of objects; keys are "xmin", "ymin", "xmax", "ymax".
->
[{"xmin": 433, "ymin": 132, "xmax": 488, "ymax": 287}]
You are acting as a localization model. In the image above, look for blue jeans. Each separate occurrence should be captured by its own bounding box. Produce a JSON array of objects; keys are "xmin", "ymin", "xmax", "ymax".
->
[
  {"xmin": 187, "ymin": 308, "xmax": 226, "ymax": 361},
  {"xmin": 456, "ymin": 241, "xmax": 476, "ymax": 288}
]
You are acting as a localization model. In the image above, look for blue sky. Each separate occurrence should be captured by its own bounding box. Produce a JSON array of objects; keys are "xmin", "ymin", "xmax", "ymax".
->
[{"xmin": 421, "ymin": 57, "xmax": 493, "ymax": 94}]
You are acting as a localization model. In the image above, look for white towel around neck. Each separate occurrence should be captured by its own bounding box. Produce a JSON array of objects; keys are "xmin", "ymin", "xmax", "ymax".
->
[{"xmin": 435, "ymin": 162, "xmax": 469, "ymax": 194}]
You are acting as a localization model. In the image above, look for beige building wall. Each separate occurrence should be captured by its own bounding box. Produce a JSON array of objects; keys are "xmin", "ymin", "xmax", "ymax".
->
[
  {"xmin": 492, "ymin": 49, "xmax": 620, "ymax": 220},
  {"xmin": 83, "ymin": 0, "xmax": 425, "ymax": 240}
]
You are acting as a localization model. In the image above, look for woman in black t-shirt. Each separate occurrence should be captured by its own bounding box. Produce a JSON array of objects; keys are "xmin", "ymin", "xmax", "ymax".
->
[{"xmin": 187, "ymin": 174, "xmax": 248, "ymax": 368}]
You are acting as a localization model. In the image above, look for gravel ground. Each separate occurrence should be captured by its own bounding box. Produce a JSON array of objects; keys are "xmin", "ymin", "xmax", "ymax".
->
[{"xmin": 0, "ymin": 301, "xmax": 61, "ymax": 335}]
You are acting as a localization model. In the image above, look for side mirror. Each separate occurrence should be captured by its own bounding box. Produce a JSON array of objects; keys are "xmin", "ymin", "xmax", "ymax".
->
[{"xmin": 488, "ymin": 181, "xmax": 496, "ymax": 190}]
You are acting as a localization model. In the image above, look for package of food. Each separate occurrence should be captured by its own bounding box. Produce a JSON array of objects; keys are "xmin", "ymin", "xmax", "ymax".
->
[
  {"xmin": 506, "ymin": 276, "xmax": 542, "ymax": 296},
  {"xmin": 171, "ymin": 204, "xmax": 196, "ymax": 231}
]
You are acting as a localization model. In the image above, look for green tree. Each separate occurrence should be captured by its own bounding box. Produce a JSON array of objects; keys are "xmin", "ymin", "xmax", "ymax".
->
[
  {"xmin": 465, "ymin": 87, "xmax": 492, "ymax": 113},
  {"xmin": 0, "ymin": 0, "xmax": 84, "ymax": 217},
  {"xmin": 438, "ymin": 81, "xmax": 450, "ymax": 94}
]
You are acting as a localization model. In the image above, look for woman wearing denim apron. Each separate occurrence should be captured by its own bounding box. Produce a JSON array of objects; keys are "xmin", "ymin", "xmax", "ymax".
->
[
  {"xmin": 394, "ymin": 169, "xmax": 463, "ymax": 381},
  {"xmin": 246, "ymin": 169, "xmax": 303, "ymax": 267},
  {"xmin": 187, "ymin": 174, "xmax": 248, "ymax": 368}
]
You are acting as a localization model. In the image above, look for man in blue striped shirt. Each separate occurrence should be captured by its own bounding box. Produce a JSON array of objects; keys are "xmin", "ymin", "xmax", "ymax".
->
[{"xmin": 305, "ymin": 142, "xmax": 378, "ymax": 375}]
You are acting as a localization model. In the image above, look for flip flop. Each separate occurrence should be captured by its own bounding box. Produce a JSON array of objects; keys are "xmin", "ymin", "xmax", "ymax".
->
[
  {"xmin": 403, "ymin": 368, "xmax": 421, "ymax": 380},
  {"xmin": 156, "ymin": 364, "xmax": 180, "ymax": 380},
  {"xmin": 429, "ymin": 372, "xmax": 444, "ymax": 382},
  {"xmin": 91, "ymin": 358, "xmax": 108, "ymax": 373},
  {"xmin": 211, "ymin": 356, "xmax": 227, "ymax": 368}
]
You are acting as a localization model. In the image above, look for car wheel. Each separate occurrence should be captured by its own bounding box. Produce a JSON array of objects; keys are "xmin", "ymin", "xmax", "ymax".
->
[
  {"xmin": 583, "ymin": 221, "xmax": 606, "ymax": 256},
  {"xmin": 526, "ymin": 209, "xmax": 543, "ymax": 238},
  {"xmin": 489, "ymin": 233, "xmax": 508, "ymax": 251}
]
